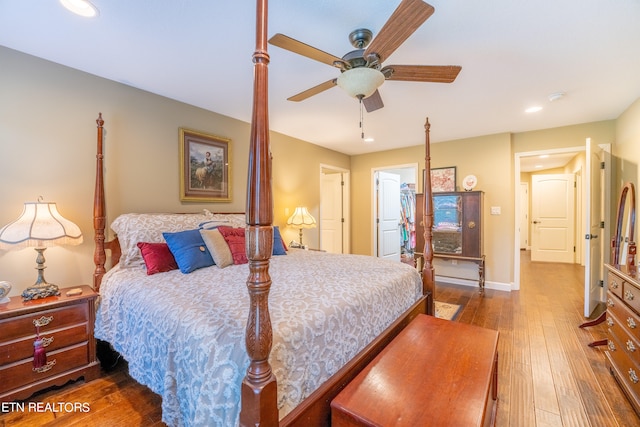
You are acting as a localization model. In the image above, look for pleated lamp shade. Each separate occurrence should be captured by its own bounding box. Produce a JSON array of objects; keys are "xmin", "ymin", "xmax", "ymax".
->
[{"xmin": 0, "ymin": 201, "xmax": 83, "ymax": 249}]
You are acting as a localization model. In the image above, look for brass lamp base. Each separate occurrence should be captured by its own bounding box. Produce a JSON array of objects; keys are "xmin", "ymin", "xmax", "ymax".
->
[
  {"xmin": 21, "ymin": 248, "xmax": 60, "ymax": 301},
  {"xmin": 22, "ymin": 284, "xmax": 60, "ymax": 301}
]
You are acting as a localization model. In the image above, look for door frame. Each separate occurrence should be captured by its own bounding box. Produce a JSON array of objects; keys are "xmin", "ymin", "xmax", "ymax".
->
[
  {"xmin": 513, "ymin": 146, "xmax": 584, "ymax": 290},
  {"xmin": 320, "ymin": 164, "xmax": 351, "ymax": 254},
  {"xmin": 371, "ymin": 163, "xmax": 419, "ymax": 256}
]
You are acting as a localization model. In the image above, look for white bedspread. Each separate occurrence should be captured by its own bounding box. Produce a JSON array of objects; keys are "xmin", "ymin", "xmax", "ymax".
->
[{"xmin": 95, "ymin": 249, "xmax": 423, "ymax": 427}]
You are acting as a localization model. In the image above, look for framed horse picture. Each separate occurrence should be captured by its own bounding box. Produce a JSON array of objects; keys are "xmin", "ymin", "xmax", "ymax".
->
[{"xmin": 179, "ymin": 128, "xmax": 231, "ymax": 202}]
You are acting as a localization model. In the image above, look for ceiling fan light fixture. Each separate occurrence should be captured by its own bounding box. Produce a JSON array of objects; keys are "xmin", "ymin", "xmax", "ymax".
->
[
  {"xmin": 336, "ymin": 68, "xmax": 385, "ymax": 99},
  {"xmin": 60, "ymin": 0, "xmax": 99, "ymax": 18}
]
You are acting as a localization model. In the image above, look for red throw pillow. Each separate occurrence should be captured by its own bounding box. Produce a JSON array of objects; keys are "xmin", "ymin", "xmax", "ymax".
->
[
  {"xmin": 217, "ymin": 226, "xmax": 248, "ymax": 264},
  {"xmin": 137, "ymin": 242, "xmax": 179, "ymax": 275}
]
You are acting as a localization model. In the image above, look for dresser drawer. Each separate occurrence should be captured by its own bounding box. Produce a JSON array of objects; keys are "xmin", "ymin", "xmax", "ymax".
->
[
  {"xmin": 0, "ymin": 324, "xmax": 88, "ymax": 365},
  {"xmin": 0, "ymin": 343, "xmax": 89, "ymax": 395},
  {"xmin": 608, "ymin": 271, "xmax": 625, "ymax": 299},
  {"xmin": 607, "ymin": 334, "xmax": 640, "ymax": 400},
  {"xmin": 622, "ymin": 280, "xmax": 640, "ymax": 315},
  {"xmin": 608, "ymin": 310, "xmax": 640, "ymax": 368},
  {"xmin": 0, "ymin": 304, "xmax": 88, "ymax": 343},
  {"xmin": 608, "ymin": 292, "xmax": 640, "ymax": 343}
]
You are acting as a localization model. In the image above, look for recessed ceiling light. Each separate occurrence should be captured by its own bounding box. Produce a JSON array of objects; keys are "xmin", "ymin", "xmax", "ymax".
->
[
  {"xmin": 539, "ymin": 154, "xmax": 549, "ymax": 159},
  {"xmin": 525, "ymin": 106, "xmax": 543, "ymax": 113},
  {"xmin": 363, "ymin": 137, "xmax": 375, "ymax": 144},
  {"xmin": 535, "ymin": 165, "xmax": 543, "ymax": 168},
  {"xmin": 60, "ymin": 0, "xmax": 99, "ymax": 18}
]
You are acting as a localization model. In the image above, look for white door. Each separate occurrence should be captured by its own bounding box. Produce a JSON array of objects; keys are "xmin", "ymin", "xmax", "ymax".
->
[
  {"xmin": 377, "ymin": 171, "xmax": 401, "ymax": 261},
  {"xmin": 531, "ymin": 174, "xmax": 575, "ymax": 263},
  {"xmin": 584, "ymin": 139, "xmax": 606, "ymax": 317},
  {"xmin": 520, "ymin": 182, "xmax": 529, "ymax": 249},
  {"xmin": 320, "ymin": 172, "xmax": 343, "ymax": 253}
]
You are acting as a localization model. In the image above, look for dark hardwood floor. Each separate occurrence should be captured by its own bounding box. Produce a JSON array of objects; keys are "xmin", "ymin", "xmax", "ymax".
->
[{"xmin": 2, "ymin": 251, "xmax": 639, "ymax": 426}]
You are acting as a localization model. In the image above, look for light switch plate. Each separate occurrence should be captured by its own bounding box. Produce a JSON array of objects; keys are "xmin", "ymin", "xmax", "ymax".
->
[{"xmin": 491, "ymin": 206, "xmax": 501, "ymax": 215}]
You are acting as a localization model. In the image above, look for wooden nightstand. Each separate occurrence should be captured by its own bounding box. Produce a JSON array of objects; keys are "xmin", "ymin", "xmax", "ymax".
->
[{"xmin": 0, "ymin": 285, "xmax": 100, "ymax": 402}]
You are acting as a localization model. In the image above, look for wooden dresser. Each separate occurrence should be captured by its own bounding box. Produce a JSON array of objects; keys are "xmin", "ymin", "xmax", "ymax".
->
[
  {"xmin": 605, "ymin": 264, "xmax": 640, "ymax": 414},
  {"xmin": 0, "ymin": 285, "xmax": 100, "ymax": 402}
]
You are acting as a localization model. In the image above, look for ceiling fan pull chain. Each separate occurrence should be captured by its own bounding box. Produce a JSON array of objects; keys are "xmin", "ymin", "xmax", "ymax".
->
[{"xmin": 359, "ymin": 95, "xmax": 364, "ymax": 140}]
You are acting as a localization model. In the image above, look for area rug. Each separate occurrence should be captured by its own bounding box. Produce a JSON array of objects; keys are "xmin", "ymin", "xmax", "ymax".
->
[{"xmin": 434, "ymin": 301, "xmax": 462, "ymax": 321}]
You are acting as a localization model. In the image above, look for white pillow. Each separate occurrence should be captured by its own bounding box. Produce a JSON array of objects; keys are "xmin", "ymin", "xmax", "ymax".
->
[{"xmin": 111, "ymin": 212, "xmax": 210, "ymax": 268}]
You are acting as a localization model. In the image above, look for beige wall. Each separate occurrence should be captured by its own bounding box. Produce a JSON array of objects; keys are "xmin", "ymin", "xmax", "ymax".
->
[
  {"xmin": 351, "ymin": 121, "xmax": 620, "ymax": 289},
  {"xmin": 614, "ymin": 98, "xmax": 640, "ymax": 240},
  {"xmin": 2, "ymin": 45, "xmax": 639, "ymax": 296},
  {"xmin": 350, "ymin": 132, "xmax": 513, "ymax": 287},
  {"xmin": 0, "ymin": 47, "xmax": 348, "ymax": 296}
]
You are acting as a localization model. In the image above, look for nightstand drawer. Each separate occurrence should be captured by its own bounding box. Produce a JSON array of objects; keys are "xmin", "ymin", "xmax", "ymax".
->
[
  {"xmin": 0, "ymin": 343, "xmax": 89, "ymax": 395},
  {"xmin": 0, "ymin": 324, "xmax": 88, "ymax": 365},
  {"xmin": 0, "ymin": 304, "xmax": 88, "ymax": 343}
]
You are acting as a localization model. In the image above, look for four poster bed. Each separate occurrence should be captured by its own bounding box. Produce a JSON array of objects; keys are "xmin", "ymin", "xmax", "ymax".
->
[{"xmin": 91, "ymin": 1, "xmax": 436, "ymax": 426}]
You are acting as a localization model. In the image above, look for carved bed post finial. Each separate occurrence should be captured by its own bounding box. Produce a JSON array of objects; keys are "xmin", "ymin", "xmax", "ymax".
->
[
  {"xmin": 240, "ymin": 0, "xmax": 278, "ymax": 425},
  {"xmin": 93, "ymin": 113, "xmax": 107, "ymax": 292},
  {"xmin": 422, "ymin": 117, "xmax": 436, "ymax": 314}
]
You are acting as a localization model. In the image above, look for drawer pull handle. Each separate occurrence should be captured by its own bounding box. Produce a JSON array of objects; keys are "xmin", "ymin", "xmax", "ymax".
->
[
  {"xmin": 627, "ymin": 340, "xmax": 637, "ymax": 352},
  {"xmin": 625, "ymin": 290, "xmax": 635, "ymax": 301},
  {"xmin": 33, "ymin": 316, "xmax": 53, "ymax": 328},
  {"xmin": 32, "ymin": 359, "xmax": 56, "ymax": 373},
  {"xmin": 630, "ymin": 368, "xmax": 639, "ymax": 384},
  {"xmin": 611, "ymin": 280, "xmax": 619, "ymax": 289},
  {"xmin": 41, "ymin": 336, "xmax": 54, "ymax": 347},
  {"xmin": 607, "ymin": 318, "xmax": 615, "ymax": 327},
  {"xmin": 608, "ymin": 340, "xmax": 616, "ymax": 352},
  {"xmin": 607, "ymin": 298, "xmax": 615, "ymax": 307},
  {"xmin": 628, "ymin": 318, "xmax": 637, "ymax": 329}
]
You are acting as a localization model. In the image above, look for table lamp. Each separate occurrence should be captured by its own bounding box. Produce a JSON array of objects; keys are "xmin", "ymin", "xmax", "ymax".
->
[
  {"xmin": 286, "ymin": 206, "xmax": 316, "ymax": 247},
  {"xmin": 0, "ymin": 199, "xmax": 83, "ymax": 300}
]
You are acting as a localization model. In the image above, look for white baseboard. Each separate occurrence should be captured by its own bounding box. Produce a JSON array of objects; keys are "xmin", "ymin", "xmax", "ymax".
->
[{"xmin": 435, "ymin": 275, "xmax": 512, "ymax": 292}]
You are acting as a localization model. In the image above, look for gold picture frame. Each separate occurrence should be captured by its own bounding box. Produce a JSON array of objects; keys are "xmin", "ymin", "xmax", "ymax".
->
[{"xmin": 179, "ymin": 128, "xmax": 231, "ymax": 202}]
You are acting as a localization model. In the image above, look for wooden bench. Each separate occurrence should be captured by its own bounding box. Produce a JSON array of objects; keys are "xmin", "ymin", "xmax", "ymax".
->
[{"xmin": 331, "ymin": 314, "xmax": 499, "ymax": 427}]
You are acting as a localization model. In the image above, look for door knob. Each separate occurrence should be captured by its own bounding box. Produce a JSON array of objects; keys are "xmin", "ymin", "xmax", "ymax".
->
[
  {"xmin": 585, "ymin": 234, "xmax": 598, "ymax": 239},
  {"xmin": 532, "ymin": 220, "xmax": 541, "ymax": 224}
]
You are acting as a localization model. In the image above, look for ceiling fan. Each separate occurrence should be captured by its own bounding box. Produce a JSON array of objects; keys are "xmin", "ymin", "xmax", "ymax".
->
[{"xmin": 268, "ymin": 0, "xmax": 461, "ymax": 113}]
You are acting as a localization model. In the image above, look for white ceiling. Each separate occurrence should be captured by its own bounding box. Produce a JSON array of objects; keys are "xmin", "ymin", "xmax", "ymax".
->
[{"xmin": 1, "ymin": 1, "xmax": 639, "ymax": 157}]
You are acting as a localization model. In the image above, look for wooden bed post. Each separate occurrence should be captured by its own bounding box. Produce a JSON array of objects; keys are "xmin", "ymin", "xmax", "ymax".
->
[
  {"xmin": 240, "ymin": 0, "xmax": 278, "ymax": 425},
  {"xmin": 422, "ymin": 118, "xmax": 435, "ymax": 314},
  {"xmin": 93, "ymin": 113, "xmax": 106, "ymax": 292}
]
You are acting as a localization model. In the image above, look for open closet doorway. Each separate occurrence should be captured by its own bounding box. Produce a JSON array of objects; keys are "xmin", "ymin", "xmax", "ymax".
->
[
  {"xmin": 372, "ymin": 164, "xmax": 419, "ymax": 262},
  {"xmin": 319, "ymin": 165, "xmax": 350, "ymax": 254}
]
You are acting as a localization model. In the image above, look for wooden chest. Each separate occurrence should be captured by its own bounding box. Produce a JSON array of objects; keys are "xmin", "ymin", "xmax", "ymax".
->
[
  {"xmin": 331, "ymin": 314, "xmax": 499, "ymax": 427},
  {"xmin": 0, "ymin": 285, "xmax": 100, "ymax": 402},
  {"xmin": 605, "ymin": 264, "xmax": 640, "ymax": 415}
]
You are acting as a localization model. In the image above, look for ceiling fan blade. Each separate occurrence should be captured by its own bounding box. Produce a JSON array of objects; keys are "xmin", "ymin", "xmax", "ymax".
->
[
  {"xmin": 363, "ymin": 90, "xmax": 384, "ymax": 112},
  {"xmin": 364, "ymin": 0, "xmax": 435, "ymax": 64},
  {"xmin": 383, "ymin": 65, "xmax": 461, "ymax": 83},
  {"xmin": 269, "ymin": 33, "xmax": 342, "ymax": 67},
  {"xmin": 287, "ymin": 79, "xmax": 337, "ymax": 102}
]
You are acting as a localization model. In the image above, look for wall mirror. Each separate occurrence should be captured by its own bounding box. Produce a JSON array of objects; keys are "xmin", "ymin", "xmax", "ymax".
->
[{"xmin": 612, "ymin": 182, "xmax": 636, "ymax": 265}]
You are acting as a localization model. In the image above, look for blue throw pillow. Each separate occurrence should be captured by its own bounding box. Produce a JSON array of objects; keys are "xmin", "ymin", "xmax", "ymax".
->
[
  {"xmin": 273, "ymin": 226, "xmax": 287, "ymax": 256},
  {"xmin": 163, "ymin": 229, "xmax": 214, "ymax": 273}
]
